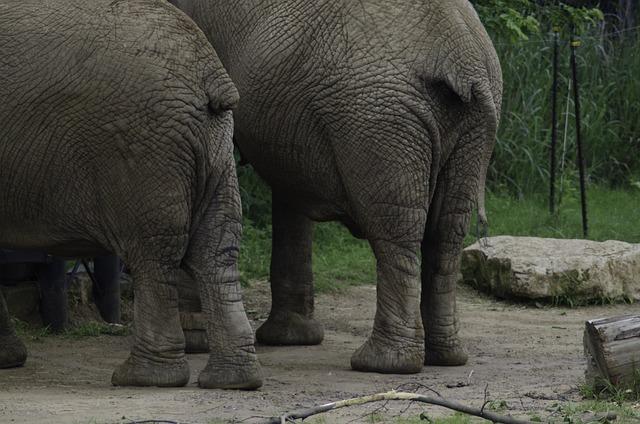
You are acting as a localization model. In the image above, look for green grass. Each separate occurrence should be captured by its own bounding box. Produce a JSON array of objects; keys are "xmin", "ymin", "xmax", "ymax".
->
[
  {"xmin": 312, "ymin": 222, "xmax": 375, "ymax": 291},
  {"xmin": 63, "ymin": 321, "xmax": 131, "ymax": 339},
  {"xmin": 12, "ymin": 317, "xmax": 50, "ymax": 341},
  {"xmin": 12, "ymin": 318, "xmax": 131, "ymax": 341},
  {"xmin": 365, "ymin": 398, "xmax": 640, "ymax": 424},
  {"xmin": 467, "ymin": 185, "xmax": 640, "ymax": 245},
  {"xmin": 238, "ymin": 219, "xmax": 375, "ymax": 293}
]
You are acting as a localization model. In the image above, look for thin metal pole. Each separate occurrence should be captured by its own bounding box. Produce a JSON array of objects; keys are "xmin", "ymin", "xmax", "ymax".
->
[
  {"xmin": 569, "ymin": 35, "xmax": 588, "ymax": 237},
  {"xmin": 549, "ymin": 26, "xmax": 559, "ymax": 215}
]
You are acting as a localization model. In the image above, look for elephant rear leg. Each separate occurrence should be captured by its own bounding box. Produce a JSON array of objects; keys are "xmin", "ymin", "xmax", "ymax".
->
[
  {"xmin": 255, "ymin": 194, "xmax": 324, "ymax": 346},
  {"xmin": 0, "ymin": 290, "xmax": 27, "ymax": 368},
  {"xmin": 111, "ymin": 257, "xmax": 190, "ymax": 387},
  {"xmin": 182, "ymin": 172, "xmax": 263, "ymax": 390},
  {"xmin": 421, "ymin": 153, "xmax": 478, "ymax": 366},
  {"xmin": 350, "ymin": 228, "xmax": 425, "ymax": 374}
]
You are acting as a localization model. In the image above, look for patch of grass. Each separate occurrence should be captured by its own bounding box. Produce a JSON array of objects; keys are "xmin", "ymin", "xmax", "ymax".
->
[
  {"xmin": 313, "ymin": 221, "xmax": 375, "ymax": 293},
  {"xmin": 237, "ymin": 204, "xmax": 376, "ymax": 293},
  {"xmin": 466, "ymin": 186, "xmax": 640, "ymax": 246},
  {"xmin": 238, "ymin": 220, "xmax": 272, "ymax": 287},
  {"xmin": 12, "ymin": 317, "xmax": 49, "ymax": 341},
  {"xmin": 63, "ymin": 321, "xmax": 131, "ymax": 340},
  {"xmin": 11, "ymin": 315, "xmax": 130, "ymax": 342},
  {"xmin": 544, "ymin": 398, "xmax": 640, "ymax": 424},
  {"xmin": 395, "ymin": 412, "xmax": 480, "ymax": 424},
  {"xmin": 581, "ymin": 368, "xmax": 640, "ymax": 404}
]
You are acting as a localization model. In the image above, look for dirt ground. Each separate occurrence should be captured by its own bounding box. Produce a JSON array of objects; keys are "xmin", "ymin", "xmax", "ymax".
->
[{"xmin": 1, "ymin": 280, "xmax": 638, "ymax": 424}]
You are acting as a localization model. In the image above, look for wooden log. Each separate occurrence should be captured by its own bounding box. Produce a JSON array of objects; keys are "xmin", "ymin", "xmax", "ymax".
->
[{"xmin": 584, "ymin": 313, "xmax": 640, "ymax": 389}]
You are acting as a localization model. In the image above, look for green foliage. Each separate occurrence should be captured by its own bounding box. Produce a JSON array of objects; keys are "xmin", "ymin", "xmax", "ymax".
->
[
  {"xmin": 545, "ymin": 4, "xmax": 604, "ymax": 35},
  {"xmin": 237, "ymin": 162, "xmax": 272, "ymax": 229},
  {"xmin": 471, "ymin": 0, "xmax": 603, "ymax": 42},
  {"xmin": 472, "ymin": 0, "xmax": 539, "ymax": 42},
  {"xmin": 238, "ymin": 219, "xmax": 272, "ymax": 287},
  {"xmin": 240, "ymin": 186, "xmax": 638, "ymax": 302}
]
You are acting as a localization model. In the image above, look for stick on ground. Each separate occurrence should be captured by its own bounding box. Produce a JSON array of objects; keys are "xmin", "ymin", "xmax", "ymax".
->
[{"xmin": 255, "ymin": 390, "xmax": 541, "ymax": 424}]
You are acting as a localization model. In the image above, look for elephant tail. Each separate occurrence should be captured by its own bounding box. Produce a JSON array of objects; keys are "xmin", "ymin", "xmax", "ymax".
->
[
  {"xmin": 472, "ymin": 79, "xmax": 500, "ymax": 231},
  {"xmin": 442, "ymin": 71, "xmax": 501, "ymax": 234}
]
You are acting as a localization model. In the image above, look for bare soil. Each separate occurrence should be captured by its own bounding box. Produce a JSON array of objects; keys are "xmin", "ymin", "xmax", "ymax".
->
[{"xmin": 1, "ymin": 281, "xmax": 637, "ymax": 424}]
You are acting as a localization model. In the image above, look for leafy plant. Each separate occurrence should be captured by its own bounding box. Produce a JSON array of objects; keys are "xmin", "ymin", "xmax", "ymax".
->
[
  {"xmin": 473, "ymin": 0, "xmax": 540, "ymax": 42},
  {"xmin": 471, "ymin": 0, "xmax": 603, "ymax": 42}
]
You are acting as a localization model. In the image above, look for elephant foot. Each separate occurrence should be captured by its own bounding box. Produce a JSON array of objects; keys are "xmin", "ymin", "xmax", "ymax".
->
[
  {"xmin": 424, "ymin": 337, "xmax": 468, "ymax": 366},
  {"xmin": 0, "ymin": 335, "xmax": 27, "ymax": 369},
  {"xmin": 351, "ymin": 337, "xmax": 424, "ymax": 374},
  {"xmin": 255, "ymin": 312, "xmax": 324, "ymax": 346},
  {"xmin": 184, "ymin": 329, "xmax": 209, "ymax": 353},
  {"xmin": 198, "ymin": 357, "xmax": 264, "ymax": 390},
  {"xmin": 111, "ymin": 356, "xmax": 190, "ymax": 387}
]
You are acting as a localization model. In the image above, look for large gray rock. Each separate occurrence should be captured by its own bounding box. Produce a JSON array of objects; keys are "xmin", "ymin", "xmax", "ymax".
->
[{"xmin": 461, "ymin": 236, "xmax": 640, "ymax": 303}]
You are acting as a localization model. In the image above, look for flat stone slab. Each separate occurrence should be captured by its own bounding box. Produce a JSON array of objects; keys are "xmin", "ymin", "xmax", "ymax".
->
[{"xmin": 461, "ymin": 236, "xmax": 640, "ymax": 303}]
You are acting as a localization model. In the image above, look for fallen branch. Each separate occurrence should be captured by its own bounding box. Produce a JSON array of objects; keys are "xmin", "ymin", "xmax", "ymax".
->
[{"xmin": 255, "ymin": 391, "xmax": 540, "ymax": 424}]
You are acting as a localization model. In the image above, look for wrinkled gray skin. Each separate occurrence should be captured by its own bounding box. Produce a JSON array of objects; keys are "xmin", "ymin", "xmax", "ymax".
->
[
  {"xmin": 173, "ymin": 0, "xmax": 502, "ymax": 373},
  {"xmin": 0, "ymin": 0, "xmax": 263, "ymax": 389}
]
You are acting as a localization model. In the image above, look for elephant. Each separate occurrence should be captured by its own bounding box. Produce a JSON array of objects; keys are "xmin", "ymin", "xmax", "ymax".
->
[
  {"xmin": 170, "ymin": 0, "xmax": 502, "ymax": 374},
  {"xmin": 0, "ymin": 0, "xmax": 263, "ymax": 389}
]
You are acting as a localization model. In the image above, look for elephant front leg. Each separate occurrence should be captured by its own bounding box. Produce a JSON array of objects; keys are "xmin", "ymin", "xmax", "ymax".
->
[
  {"xmin": 255, "ymin": 195, "xmax": 324, "ymax": 346},
  {"xmin": 351, "ymin": 239, "xmax": 425, "ymax": 374},
  {"xmin": 111, "ymin": 265, "xmax": 191, "ymax": 387}
]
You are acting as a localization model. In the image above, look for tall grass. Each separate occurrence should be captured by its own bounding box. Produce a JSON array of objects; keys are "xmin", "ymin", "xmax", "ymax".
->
[{"xmin": 492, "ymin": 29, "xmax": 640, "ymax": 197}]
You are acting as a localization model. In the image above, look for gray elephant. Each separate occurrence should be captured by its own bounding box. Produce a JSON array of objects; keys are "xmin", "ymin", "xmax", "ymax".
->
[
  {"xmin": 0, "ymin": 0, "xmax": 263, "ymax": 389},
  {"xmin": 171, "ymin": 0, "xmax": 502, "ymax": 374}
]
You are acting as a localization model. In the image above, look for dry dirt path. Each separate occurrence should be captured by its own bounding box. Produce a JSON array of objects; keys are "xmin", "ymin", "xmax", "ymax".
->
[{"xmin": 1, "ymin": 281, "xmax": 637, "ymax": 423}]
